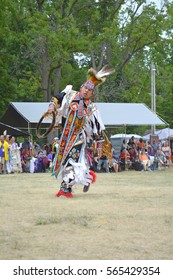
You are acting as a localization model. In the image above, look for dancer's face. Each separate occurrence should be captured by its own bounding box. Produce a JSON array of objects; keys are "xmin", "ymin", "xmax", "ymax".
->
[{"xmin": 79, "ymin": 81, "xmax": 94, "ymax": 100}]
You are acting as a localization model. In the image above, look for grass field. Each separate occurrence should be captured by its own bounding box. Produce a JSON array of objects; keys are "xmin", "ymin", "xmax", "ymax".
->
[{"xmin": 0, "ymin": 168, "xmax": 173, "ymax": 260}]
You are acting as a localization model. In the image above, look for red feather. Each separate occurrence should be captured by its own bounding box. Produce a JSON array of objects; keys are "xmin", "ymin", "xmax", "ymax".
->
[{"xmin": 89, "ymin": 170, "xmax": 97, "ymax": 183}]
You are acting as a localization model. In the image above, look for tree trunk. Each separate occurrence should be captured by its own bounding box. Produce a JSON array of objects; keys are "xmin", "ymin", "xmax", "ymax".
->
[
  {"xmin": 54, "ymin": 66, "xmax": 61, "ymax": 96},
  {"xmin": 37, "ymin": 0, "xmax": 44, "ymax": 12},
  {"xmin": 41, "ymin": 46, "xmax": 49, "ymax": 102}
]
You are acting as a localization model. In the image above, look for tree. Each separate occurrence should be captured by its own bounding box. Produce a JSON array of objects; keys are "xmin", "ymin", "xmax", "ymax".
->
[{"xmin": 0, "ymin": 0, "xmax": 173, "ymax": 130}]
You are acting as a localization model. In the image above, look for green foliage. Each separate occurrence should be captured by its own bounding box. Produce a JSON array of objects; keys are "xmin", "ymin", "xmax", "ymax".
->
[{"xmin": 0, "ymin": 0, "xmax": 173, "ymax": 129}]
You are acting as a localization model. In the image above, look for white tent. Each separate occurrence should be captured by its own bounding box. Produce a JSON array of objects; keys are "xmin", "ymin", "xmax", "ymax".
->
[
  {"xmin": 110, "ymin": 133, "xmax": 142, "ymax": 139},
  {"xmin": 110, "ymin": 134, "xmax": 142, "ymax": 154},
  {"xmin": 143, "ymin": 128, "xmax": 173, "ymax": 140},
  {"xmin": 0, "ymin": 102, "xmax": 167, "ymax": 131}
]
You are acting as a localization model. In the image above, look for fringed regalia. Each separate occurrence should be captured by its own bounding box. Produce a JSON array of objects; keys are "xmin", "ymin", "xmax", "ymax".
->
[
  {"xmin": 51, "ymin": 86, "xmax": 104, "ymax": 197},
  {"xmin": 49, "ymin": 65, "xmax": 115, "ymax": 197}
]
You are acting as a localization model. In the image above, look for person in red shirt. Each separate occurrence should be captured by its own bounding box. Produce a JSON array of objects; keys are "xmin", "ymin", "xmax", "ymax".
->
[{"xmin": 119, "ymin": 148, "xmax": 131, "ymax": 170}]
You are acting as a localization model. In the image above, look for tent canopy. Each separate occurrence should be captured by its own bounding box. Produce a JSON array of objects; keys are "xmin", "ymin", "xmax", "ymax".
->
[
  {"xmin": 143, "ymin": 127, "xmax": 173, "ymax": 140},
  {"xmin": 110, "ymin": 133, "xmax": 142, "ymax": 139},
  {"xmin": 0, "ymin": 102, "xmax": 167, "ymax": 131},
  {"xmin": 96, "ymin": 103, "xmax": 167, "ymax": 126},
  {"xmin": 0, "ymin": 122, "xmax": 30, "ymax": 137}
]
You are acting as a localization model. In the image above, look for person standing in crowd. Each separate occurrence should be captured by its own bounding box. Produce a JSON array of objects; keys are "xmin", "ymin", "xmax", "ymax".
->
[
  {"xmin": 96, "ymin": 133, "xmax": 112, "ymax": 173},
  {"xmin": 46, "ymin": 150, "xmax": 53, "ymax": 171},
  {"xmin": 161, "ymin": 141, "xmax": 171, "ymax": 166},
  {"xmin": 35, "ymin": 151, "xmax": 44, "ymax": 172},
  {"xmin": 5, "ymin": 135, "xmax": 13, "ymax": 174},
  {"xmin": 0, "ymin": 135, "xmax": 5, "ymax": 174},
  {"xmin": 0, "ymin": 133, "xmax": 9, "ymax": 174},
  {"xmin": 151, "ymin": 139, "xmax": 159, "ymax": 153},
  {"xmin": 47, "ymin": 65, "xmax": 114, "ymax": 197},
  {"xmin": 97, "ymin": 154, "xmax": 110, "ymax": 173},
  {"xmin": 21, "ymin": 140, "xmax": 32, "ymax": 172},
  {"xmin": 10, "ymin": 136, "xmax": 22, "ymax": 173}
]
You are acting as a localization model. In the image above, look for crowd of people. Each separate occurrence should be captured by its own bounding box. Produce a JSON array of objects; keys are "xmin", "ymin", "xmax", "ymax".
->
[
  {"xmin": 0, "ymin": 134, "xmax": 57, "ymax": 175},
  {"xmin": 0, "ymin": 133, "xmax": 171, "ymax": 176},
  {"xmin": 86, "ymin": 135, "xmax": 171, "ymax": 173}
]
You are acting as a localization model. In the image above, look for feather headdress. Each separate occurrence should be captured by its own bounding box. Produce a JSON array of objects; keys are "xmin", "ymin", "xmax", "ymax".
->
[
  {"xmin": 87, "ymin": 65, "xmax": 115, "ymax": 87},
  {"xmin": 3, "ymin": 130, "xmax": 7, "ymax": 136}
]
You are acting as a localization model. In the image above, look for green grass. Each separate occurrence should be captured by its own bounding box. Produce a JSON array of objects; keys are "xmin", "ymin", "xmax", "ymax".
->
[{"xmin": 0, "ymin": 169, "xmax": 173, "ymax": 260}]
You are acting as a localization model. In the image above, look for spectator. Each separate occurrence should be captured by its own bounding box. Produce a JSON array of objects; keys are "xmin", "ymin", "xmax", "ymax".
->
[
  {"xmin": 147, "ymin": 146, "xmax": 156, "ymax": 169},
  {"xmin": 0, "ymin": 134, "xmax": 9, "ymax": 174},
  {"xmin": 22, "ymin": 138, "xmax": 31, "ymax": 150},
  {"xmin": 97, "ymin": 154, "xmax": 109, "ymax": 173},
  {"xmin": 96, "ymin": 134, "xmax": 112, "ymax": 173},
  {"xmin": 161, "ymin": 141, "xmax": 171, "ymax": 166},
  {"xmin": 136, "ymin": 138, "xmax": 146, "ymax": 152},
  {"xmin": 155, "ymin": 149, "xmax": 167, "ymax": 169},
  {"xmin": 42, "ymin": 143, "xmax": 49, "ymax": 156},
  {"xmin": 151, "ymin": 139, "xmax": 159, "ymax": 153},
  {"xmin": 32, "ymin": 144, "xmax": 40, "ymax": 157},
  {"xmin": 42, "ymin": 154, "xmax": 50, "ymax": 172},
  {"xmin": 35, "ymin": 151, "xmax": 44, "ymax": 172},
  {"xmin": 33, "ymin": 141, "xmax": 41, "ymax": 149},
  {"xmin": 119, "ymin": 148, "xmax": 131, "ymax": 171},
  {"xmin": 21, "ymin": 141, "xmax": 32, "ymax": 172},
  {"xmin": 128, "ymin": 145, "xmax": 139, "ymax": 169},
  {"xmin": 5, "ymin": 135, "xmax": 12, "ymax": 174},
  {"xmin": 127, "ymin": 136, "xmax": 136, "ymax": 149},
  {"xmin": 139, "ymin": 149, "xmax": 151, "ymax": 171},
  {"xmin": 47, "ymin": 151, "xmax": 53, "ymax": 170},
  {"xmin": 20, "ymin": 148, "xmax": 28, "ymax": 173},
  {"xmin": 0, "ymin": 135, "xmax": 5, "ymax": 174},
  {"xmin": 10, "ymin": 136, "xmax": 22, "ymax": 173},
  {"xmin": 109, "ymin": 150, "xmax": 119, "ymax": 172}
]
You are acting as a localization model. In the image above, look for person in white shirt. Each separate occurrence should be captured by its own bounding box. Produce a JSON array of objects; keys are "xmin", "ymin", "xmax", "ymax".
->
[{"xmin": 10, "ymin": 136, "xmax": 22, "ymax": 173}]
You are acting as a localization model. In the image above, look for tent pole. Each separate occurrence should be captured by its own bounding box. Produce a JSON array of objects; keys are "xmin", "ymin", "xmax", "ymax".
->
[
  {"xmin": 27, "ymin": 122, "xmax": 32, "ymax": 143},
  {"xmin": 123, "ymin": 125, "xmax": 127, "ymax": 143},
  {"xmin": 168, "ymin": 124, "xmax": 171, "ymax": 167},
  {"xmin": 151, "ymin": 62, "xmax": 156, "ymax": 135}
]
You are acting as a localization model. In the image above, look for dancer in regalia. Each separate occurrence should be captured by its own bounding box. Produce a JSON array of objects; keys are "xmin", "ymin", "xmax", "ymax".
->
[{"xmin": 48, "ymin": 66, "xmax": 114, "ymax": 198}]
